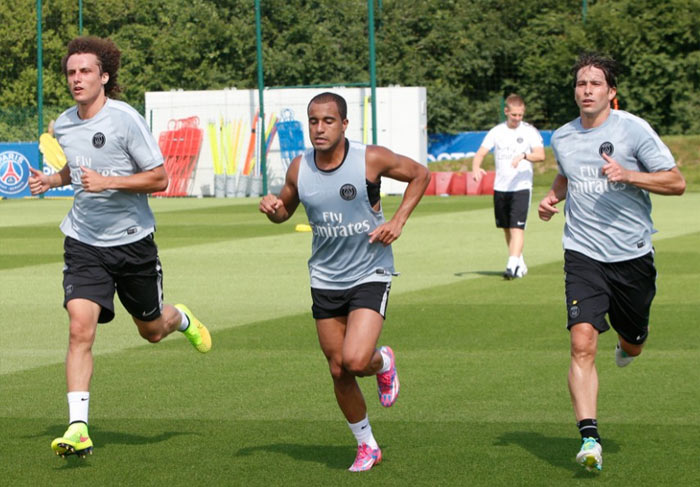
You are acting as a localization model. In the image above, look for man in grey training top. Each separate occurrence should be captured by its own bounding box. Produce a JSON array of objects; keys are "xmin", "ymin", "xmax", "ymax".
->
[
  {"xmin": 259, "ymin": 92, "xmax": 429, "ymax": 472},
  {"xmin": 538, "ymin": 53, "xmax": 685, "ymax": 472},
  {"xmin": 29, "ymin": 36, "xmax": 211, "ymax": 458}
]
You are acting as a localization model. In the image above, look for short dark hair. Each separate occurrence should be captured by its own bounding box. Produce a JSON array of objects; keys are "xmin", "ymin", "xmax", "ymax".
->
[
  {"xmin": 307, "ymin": 92, "xmax": 347, "ymax": 120},
  {"xmin": 572, "ymin": 52, "xmax": 618, "ymax": 89},
  {"xmin": 61, "ymin": 36, "xmax": 122, "ymax": 98}
]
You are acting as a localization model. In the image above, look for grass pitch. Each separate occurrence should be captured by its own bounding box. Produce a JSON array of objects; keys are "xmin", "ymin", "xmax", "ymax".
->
[{"xmin": 1, "ymin": 193, "xmax": 699, "ymax": 485}]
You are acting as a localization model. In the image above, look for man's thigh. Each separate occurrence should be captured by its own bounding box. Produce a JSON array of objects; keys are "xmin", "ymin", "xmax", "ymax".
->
[
  {"xmin": 607, "ymin": 252, "xmax": 656, "ymax": 345},
  {"xmin": 113, "ymin": 237, "xmax": 163, "ymax": 322},
  {"xmin": 343, "ymin": 308, "xmax": 384, "ymax": 362}
]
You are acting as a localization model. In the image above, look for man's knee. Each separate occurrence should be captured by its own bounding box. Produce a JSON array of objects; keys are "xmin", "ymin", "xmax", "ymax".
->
[
  {"xmin": 328, "ymin": 359, "xmax": 345, "ymax": 381},
  {"xmin": 139, "ymin": 330, "xmax": 164, "ymax": 343},
  {"xmin": 68, "ymin": 319, "xmax": 97, "ymax": 346},
  {"xmin": 342, "ymin": 354, "xmax": 372, "ymax": 377},
  {"xmin": 619, "ymin": 336, "xmax": 644, "ymax": 357},
  {"xmin": 134, "ymin": 316, "xmax": 166, "ymax": 343},
  {"xmin": 570, "ymin": 323, "xmax": 598, "ymax": 360}
]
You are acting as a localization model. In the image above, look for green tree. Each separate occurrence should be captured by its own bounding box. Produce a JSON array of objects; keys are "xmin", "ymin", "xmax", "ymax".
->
[
  {"xmin": 585, "ymin": 0, "xmax": 700, "ymax": 134},
  {"xmin": 1, "ymin": 0, "xmax": 698, "ymax": 141}
]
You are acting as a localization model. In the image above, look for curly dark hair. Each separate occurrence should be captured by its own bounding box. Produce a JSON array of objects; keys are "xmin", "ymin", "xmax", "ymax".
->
[
  {"xmin": 308, "ymin": 92, "xmax": 348, "ymax": 120},
  {"xmin": 61, "ymin": 36, "xmax": 122, "ymax": 98},
  {"xmin": 572, "ymin": 52, "xmax": 618, "ymax": 89}
]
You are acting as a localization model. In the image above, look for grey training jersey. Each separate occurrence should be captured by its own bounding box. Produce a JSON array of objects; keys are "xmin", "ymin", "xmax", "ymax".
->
[
  {"xmin": 552, "ymin": 110, "xmax": 676, "ymax": 262},
  {"xmin": 297, "ymin": 140, "xmax": 394, "ymax": 290},
  {"xmin": 54, "ymin": 99, "xmax": 164, "ymax": 246}
]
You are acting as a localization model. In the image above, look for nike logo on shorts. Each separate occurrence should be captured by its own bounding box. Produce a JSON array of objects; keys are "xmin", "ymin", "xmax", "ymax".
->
[{"xmin": 142, "ymin": 307, "xmax": 158, "ymax": 317}]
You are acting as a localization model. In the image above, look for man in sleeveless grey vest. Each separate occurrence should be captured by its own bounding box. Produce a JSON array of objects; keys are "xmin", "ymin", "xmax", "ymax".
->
[
  {"xmin": 538, "ymin": 53, "xmax": 685, "ymax": 472},
  {"xmin": 29, "ymin": 36, "xmax": 212, "ymax": 459},
  {"xmin": 260, "ymin": 92, "xmax": 430, "ymax": 471}
]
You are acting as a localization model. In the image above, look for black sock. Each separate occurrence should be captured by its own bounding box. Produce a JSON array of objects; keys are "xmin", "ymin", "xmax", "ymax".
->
[{"xmin": 577, "ymin": 418, "xmax": 600, "ymax": 443}]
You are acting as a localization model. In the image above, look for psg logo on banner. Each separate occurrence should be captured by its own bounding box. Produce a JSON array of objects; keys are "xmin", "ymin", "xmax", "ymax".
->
[
  {"xmin": 92, "ymin": 132, "xmax": 106, "ymax": 148},
  {"xmin": 339, "ymin": 183, "xmax": 357, "ymax": 201},
  {"xmin": 599, "ymin": 141, "xmax": 614, "ymax": 156},
  {"xmin": 0, "ymin": 150, "xmax": 30, "ymax": 195}
]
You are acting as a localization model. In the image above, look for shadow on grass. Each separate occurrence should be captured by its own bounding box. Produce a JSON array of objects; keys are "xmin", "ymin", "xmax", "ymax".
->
[
  {"xmin": 35, "ymin": 424, "xmax": 189, "ymax": 469},
  {"xmin": 454, "ymin": 270, "xmax": 504, "ymax": 277},
  {"xmin": 236, "ymin": 443, "xmax": 352, "ymax": 470},
  {"xmin": 495, "ymin": 431, "xmax": 619, "ymax": 477}
]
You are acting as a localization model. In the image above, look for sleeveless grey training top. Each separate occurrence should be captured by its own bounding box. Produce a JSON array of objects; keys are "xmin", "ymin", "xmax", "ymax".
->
[{"xmin": 297, "ymin": 140, "xmax": 394, "ymax": 289}]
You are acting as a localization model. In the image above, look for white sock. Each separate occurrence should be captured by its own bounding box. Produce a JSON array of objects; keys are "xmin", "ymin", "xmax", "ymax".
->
[
  {"xmin": 507, "ymin": 256, "xmax": 520, "ymax": 270},
  {"xmin": 378, "ymin": 348, "xmax": 391, "ymax": 374},
  {"xmin": 67, "ymin": 391, "xmax": 89, "ymax": 425},
  {"xmin": 348, "ymin": 415, "xmax": 379, "ymax": 449},
  {"xmin": 177, "ymin": 308, "xmax": 190, "ymax": 331}
]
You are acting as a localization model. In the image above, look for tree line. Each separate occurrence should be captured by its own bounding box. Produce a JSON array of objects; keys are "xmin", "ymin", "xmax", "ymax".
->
[{"xmin": 1, "ymin": 0, "xmax": 698, "ymax": 141}]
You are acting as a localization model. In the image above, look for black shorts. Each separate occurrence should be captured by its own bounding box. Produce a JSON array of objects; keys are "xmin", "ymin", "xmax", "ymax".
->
[
  {"xmin": 564, "ymin": 250, "xmax": 657, "ymax": 345},
  {"xmin": 494, "ymin": 189, "xmax": 531, "ymax": 229},
  {"xmin": 311, "ymin": 281, "xmax": 391, "ymax": 320},
  {"xmin": 63, "ymin": 235, "xmax": 164, "ymax": 324}
]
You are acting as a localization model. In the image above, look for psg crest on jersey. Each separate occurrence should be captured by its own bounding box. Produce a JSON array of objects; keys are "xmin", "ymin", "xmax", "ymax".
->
[
  {"xmin": 598, "ymin": 141, "xmax": 614, "ymax": 156},
  {"xmin": 339, "ymin": 183, "xmax": 357, "ymax": 201},
  {"xmin": 92, "ymin": 132, "xmax": 106, "ymax": 148},
  {"xmin": 517, "ymin": 137, "xmax": 524, "ymax": 144}
]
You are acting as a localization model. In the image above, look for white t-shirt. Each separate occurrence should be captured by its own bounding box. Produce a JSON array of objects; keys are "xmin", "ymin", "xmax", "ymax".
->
[{"xmin": 480, "ymin": 121, "xmax": 544, "ymax": 192}]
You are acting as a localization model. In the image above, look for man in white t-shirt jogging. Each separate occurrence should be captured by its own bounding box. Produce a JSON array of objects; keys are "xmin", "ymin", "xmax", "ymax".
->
[
  {"xmin": 28, "ymin": 36, "xmax": 211, "ymax": 459},
  {"xmin": 538, "ymin": 52, "xmax": 685, "ymax": 472},
  {"xmin": 472, "ymin": 94, "xmax": 545, "ymax": 279}
]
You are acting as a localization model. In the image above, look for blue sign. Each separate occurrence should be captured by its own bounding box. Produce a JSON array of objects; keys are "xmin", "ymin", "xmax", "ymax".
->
[
  {"xmin": 428, "ymin": 130, "xmax": 554, "ymax": 162},
  {"xmin": 0, "ymin": 143, "xmax": 36, "ymax": 198},
  {"xmin": 0, "ymin": 142, "xmax": 74, "ymax": 198}
]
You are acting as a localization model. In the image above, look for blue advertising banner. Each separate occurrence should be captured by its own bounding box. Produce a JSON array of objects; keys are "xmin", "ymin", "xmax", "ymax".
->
[
  {"xmin": 0, "ymin": 143, "xmax": 36, "ymax": 198},
  {"xmin": 0, "ymin": 142, "xmax": 74, "ymax": 198},
  {"xmin": 428, "ymin": 130, "xmax": 554, "ymax": 162}
]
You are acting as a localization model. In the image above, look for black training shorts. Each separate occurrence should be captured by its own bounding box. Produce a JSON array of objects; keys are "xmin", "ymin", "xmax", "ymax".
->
[
  {"xmin": 311, "ymin": 281, "xmax": 391, "ymax": 320},
  {"xmin": 564, "ymin": 249, "xmax": 657, "ymax": 345},
  {"xmin": 63, "ymin": 235, "xmax": 164, "ymax": 323},
  {"xmin": 493, "ymin": 189, "xmax": 531, "ymax": 229}
]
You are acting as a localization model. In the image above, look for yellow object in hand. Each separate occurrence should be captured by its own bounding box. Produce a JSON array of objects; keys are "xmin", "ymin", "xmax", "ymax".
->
[{"xmin": 39, "ymin": 133, "xmax": 67, "ymax": 171}]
